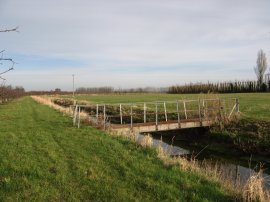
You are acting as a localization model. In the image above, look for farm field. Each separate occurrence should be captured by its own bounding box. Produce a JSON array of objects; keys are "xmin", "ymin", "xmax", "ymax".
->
[
  {"xmin": 0, "ymin": 97, "xmax": 234, "ymax": 201},
  {"xmin": 63, "ymin": 92, "xmax": 270, "ymax": 120}
]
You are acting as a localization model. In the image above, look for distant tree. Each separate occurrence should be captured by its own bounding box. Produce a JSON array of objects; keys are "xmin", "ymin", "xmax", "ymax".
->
[
  {"xmin": 55, "ymin": 88, "xmax": 61, "ymax": 92},
  {"xmin": 254, "ymin": 49, "xmax": 268, "ymax": 89}
]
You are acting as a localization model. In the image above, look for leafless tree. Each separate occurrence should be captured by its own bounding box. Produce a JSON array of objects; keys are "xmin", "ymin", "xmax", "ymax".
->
[
  {"xmin": 0, "ymin": 27, "xmax": 19, "ymax": 102},
  {"xmin": 254, "ymin": 49, "xmax": 268, "ymax": 88},
  {"xmin": 0, "ymin": 51, "xmax": 14, "ymax": 75},
  {"xmin": 0, "ymin": 27, "xmax": 17, "ymax": 76}
]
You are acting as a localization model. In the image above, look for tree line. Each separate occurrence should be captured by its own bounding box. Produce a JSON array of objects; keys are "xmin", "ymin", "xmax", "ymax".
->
[
  {"xmin": 168, "ymin": 80, "xmax": 270, "ymax": 94},
  {"xmin": 169, "ymin": 49, "xmax": 269, "ymax": 94},
  {"xmin": 75, "ymin": 87, "xmax": 168, "ymax": 94},
  {"xmin": 0, "ymin": 85, "xmax": 25, "ymax": 103}
]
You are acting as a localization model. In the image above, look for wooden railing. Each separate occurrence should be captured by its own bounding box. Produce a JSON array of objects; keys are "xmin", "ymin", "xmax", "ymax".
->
[{"xmin": 72, "ymin": 98, "xmax": 239, "ymax": 129}]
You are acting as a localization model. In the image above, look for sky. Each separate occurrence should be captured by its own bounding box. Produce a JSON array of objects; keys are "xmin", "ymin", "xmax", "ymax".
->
[{"xmin": 0, "ymin": 0, "xmax": 270, "ymax": 91}]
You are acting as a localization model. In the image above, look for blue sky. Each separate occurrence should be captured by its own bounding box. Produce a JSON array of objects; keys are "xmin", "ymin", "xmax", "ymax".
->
[{"xmin": 0, "ymin": 0, "xmax": 270, "ymax": 90}]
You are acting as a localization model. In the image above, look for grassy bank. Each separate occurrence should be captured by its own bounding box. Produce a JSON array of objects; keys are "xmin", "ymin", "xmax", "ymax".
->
[{"xmin": 0, "ymin": 97, "xmax": 235, "ymax": 201}]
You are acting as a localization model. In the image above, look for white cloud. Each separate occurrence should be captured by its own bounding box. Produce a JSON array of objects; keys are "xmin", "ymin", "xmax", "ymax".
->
[{"xmin": 1, "ymin": 0, "xmax": 270, "ymax": 90}]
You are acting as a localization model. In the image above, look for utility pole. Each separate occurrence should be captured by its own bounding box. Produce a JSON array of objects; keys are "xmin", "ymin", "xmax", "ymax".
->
[
  {"xmin": 72, "ymin": 74, "xmax": 75, "ymax": 98},
  {"xmin": 72, "ymin": 74, "xmax": 76, "ymax": 114}
]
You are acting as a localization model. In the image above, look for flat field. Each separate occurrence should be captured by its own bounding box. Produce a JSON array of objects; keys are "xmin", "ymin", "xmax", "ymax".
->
[
  {"xmin": 68, "ymin": 93, "xmax": 270, "ymax": 120},
  {"xmin": 0, "ymin": 97, "xmax": 234, "ymax": 201}
]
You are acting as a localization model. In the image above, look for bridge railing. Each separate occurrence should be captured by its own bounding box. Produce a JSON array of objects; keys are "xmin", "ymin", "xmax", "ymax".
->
[{"xmin": 72, "ymin": 98, "xmax": 239, "ymax": 129}]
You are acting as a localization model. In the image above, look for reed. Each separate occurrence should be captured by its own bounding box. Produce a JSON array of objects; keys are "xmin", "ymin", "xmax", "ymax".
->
[
  {"xmin": 31, "ymin": 96, "xmax": 89, "ymax": 120},
  {"xmin": 141, "ymin": 134, "xmax": 153, "ymax": 148},
  {"xmin": 243, "ymin": 171, "xmax": 270, "ymax": 202},
  {"xmin": 31, "ymin": 96, "xmax": 72, "ymax": 115}
]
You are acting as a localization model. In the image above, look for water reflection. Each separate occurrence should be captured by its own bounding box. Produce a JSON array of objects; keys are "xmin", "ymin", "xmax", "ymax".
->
[
  {"xmin": 136, "ymin": 133, "xmax": 270, "ymax": 189},
  {"xmin": 136, "ymin": 133, "xmax": 189, "ymax": 156}
]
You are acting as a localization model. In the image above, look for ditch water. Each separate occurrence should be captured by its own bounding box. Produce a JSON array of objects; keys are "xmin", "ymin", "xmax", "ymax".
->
[{"xmin": 136, "ymin": 130, "xmax": 270, "ymax": 189}]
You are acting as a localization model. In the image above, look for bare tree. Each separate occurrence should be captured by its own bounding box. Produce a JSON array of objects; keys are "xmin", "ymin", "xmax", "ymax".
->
[
  {"xmin": 0, "ymin": 27, "xmax": 18, "ymax": 102},
  {"xmin": 254, "ymin": 49, "xmax": 268, "ymax": 88},
  {"xmin": 0, "ymin": 27, "xmax": 17, "ymax": 77}
]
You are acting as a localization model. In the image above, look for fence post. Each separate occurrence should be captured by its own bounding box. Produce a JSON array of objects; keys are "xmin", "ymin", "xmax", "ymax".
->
[
  {"xmin": 202, "ymin": 99, "xmax": 205, "ymax": 117},
  {"xmin": 103, "ymin": 105, "xmax": 106, "ymax": 130},
  {"xmin": 72, "ymin": 102, "xmax": 76, "ymax": 117},
  {"xmin": 78, "ymin": 106, "xmax": 81, "ymax": 128},
  {"xmin": 198, "ymin": 99, "xmax": 202, "ymax": 125},
  {"xmin": 96, "ymin": 104, "xmax": 99, "ymax": 125},
  {"xmin": 130, "ymin": 103, "xmax": 133, "ymax": 130},
  {"xmin": 120, "ymin": 104, "xmax": 123, "ymax": 124},
  {"xmin": 236, "ymin": 98, "xmax": 240, "ymax": 113},
  {"xmin": 228, "ymin": 99, "xmax": 238, "ymax": 119},
  {"xmin": 183, "ymin": 101, "xmax": 188, "ymax": 119},
  {"xmin": 144, "ymin": 102, "xmax": 146, "ymax": 123},
  {"xmin": 177, "ymin": 100, "xmax": 181, "ymax": 128},
  {"xmin": 164, "ymin": 102, "xmax": 168, "ymax": 122},
  {"xmin": 73, "ymin": 105, "xmax": 78, "ymax": 126},
  {"xmin": 96, "ymin": 104, "xmax": 99, "ymax": 119},
  {"xmin": 155, "ymin": 102, "xmax": 158, "ymax": 130}
]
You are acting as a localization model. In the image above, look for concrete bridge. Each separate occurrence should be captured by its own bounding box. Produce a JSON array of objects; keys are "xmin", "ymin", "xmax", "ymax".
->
[{"xmin": 73, "ymin": 98, "xmax": 239, "ymax": 133}]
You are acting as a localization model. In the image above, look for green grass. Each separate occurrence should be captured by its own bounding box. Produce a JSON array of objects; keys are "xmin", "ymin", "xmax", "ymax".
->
[
  {"xmin": 223, "ymin": 93, "xmax": 270, "ymax": 120},
  {"xmin": 67, "ymin": 92, "xmax": 270, "ymax": 120},
  {"xmin": 0, "ymin": 97, "xmax": 235, "ymax": 201}
]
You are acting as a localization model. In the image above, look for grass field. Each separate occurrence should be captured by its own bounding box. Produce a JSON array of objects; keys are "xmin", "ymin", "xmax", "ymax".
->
[
  {"xmin": 0, "ymin": 97, "xmax": 235, "ymax": 201},
  {"xmin": 66, "ymin": 92, "xmax": 270, "ymax": 120}
]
